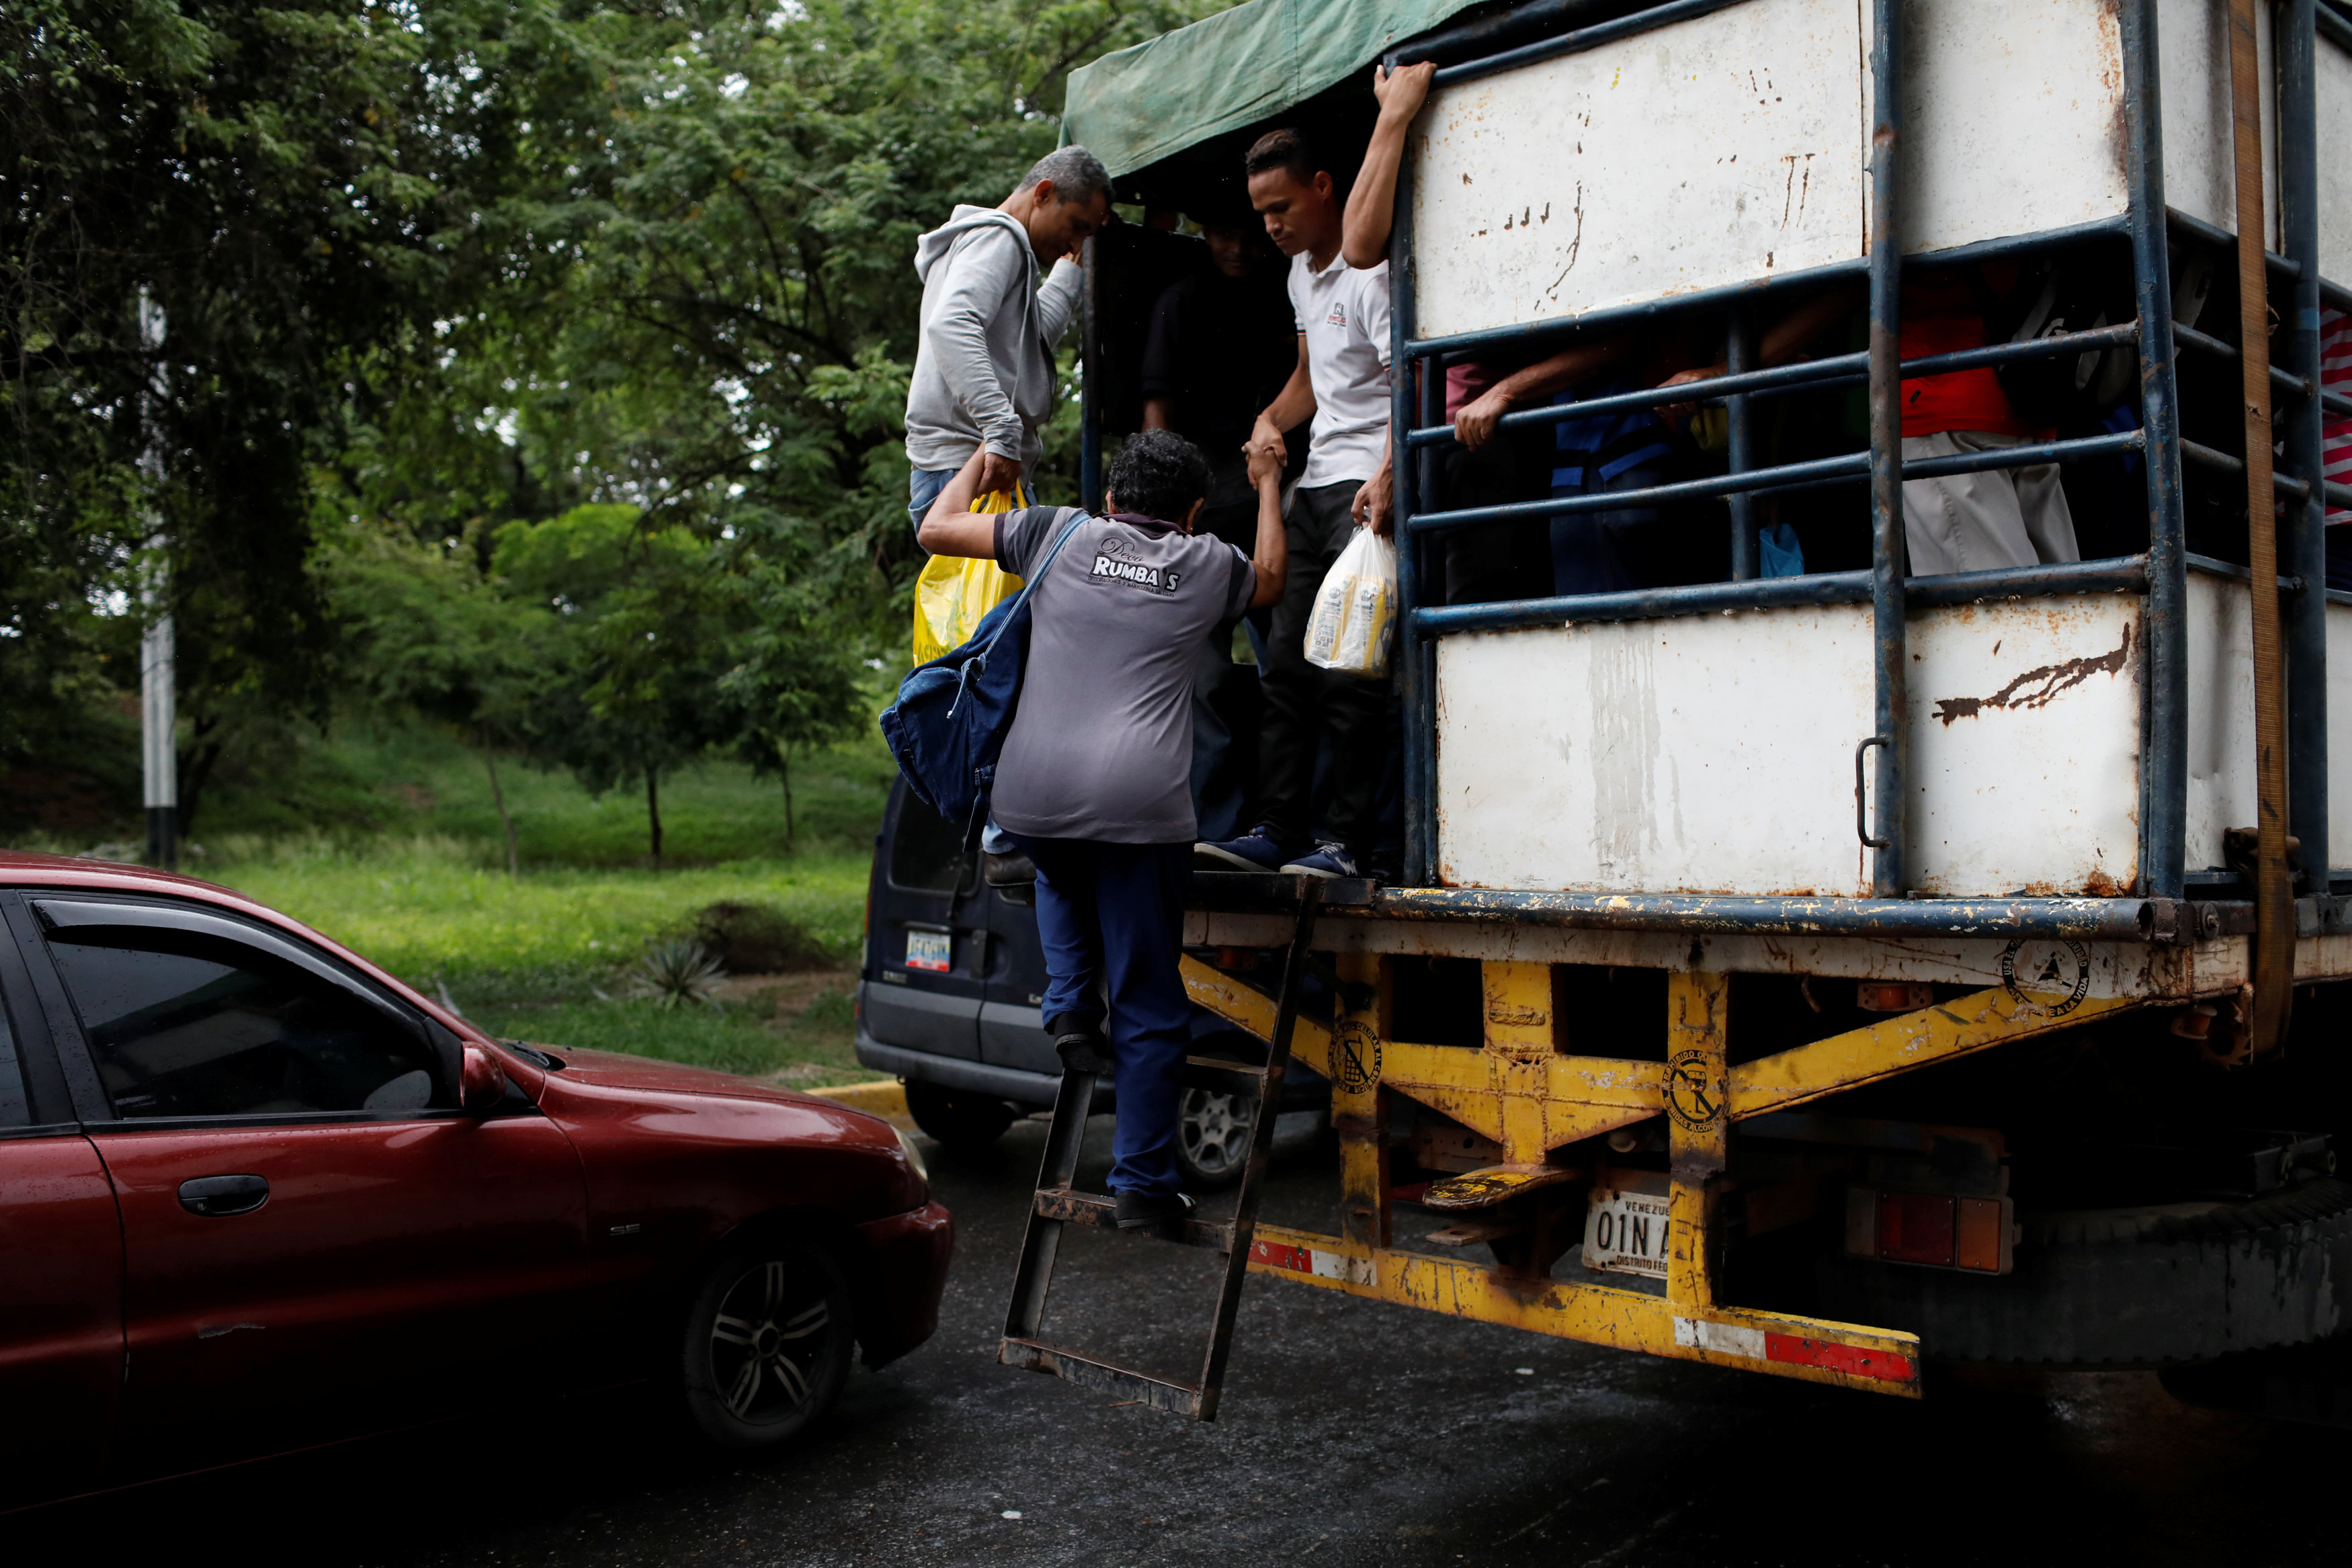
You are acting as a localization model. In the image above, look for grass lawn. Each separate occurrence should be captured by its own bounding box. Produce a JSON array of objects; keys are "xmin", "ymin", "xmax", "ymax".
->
[{"xmin": 167, "ymin": 723, "xmax": 898, "ymax": 1087}]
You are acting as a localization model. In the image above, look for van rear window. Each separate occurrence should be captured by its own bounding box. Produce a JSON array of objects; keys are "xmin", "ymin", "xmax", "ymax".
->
[{"xmin": 888, "ymin": 791, "xmax": 970, "ymax": 892}]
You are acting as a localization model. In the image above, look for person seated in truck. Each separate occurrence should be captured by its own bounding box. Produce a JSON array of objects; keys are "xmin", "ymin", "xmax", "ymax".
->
[
  {"xmin": 1656, "ymin": 267, "xmax": 2082, "ymax": 576},
  {"xmin": 917, "ymin": 429, "xmax": 1288, "ymax": 1230},
  {"xmin": 1138, "ymin": 204, "xmax": 1299, "ymax": 840},
  {"xmin": 1193, "ymin": 125, "xmax": 1396, "ymax": 882}
]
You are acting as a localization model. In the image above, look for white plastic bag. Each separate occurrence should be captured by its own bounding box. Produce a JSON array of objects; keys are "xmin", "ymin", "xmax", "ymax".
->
[{"xmin": 1302, "ymin": 527, "xmax": 1398, "ymax": 678}]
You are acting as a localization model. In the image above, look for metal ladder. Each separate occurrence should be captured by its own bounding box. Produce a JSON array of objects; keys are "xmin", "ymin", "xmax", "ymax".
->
[{"xmin": 997, "ymin": 881, "xmax": 1322, "ymax": 1420}]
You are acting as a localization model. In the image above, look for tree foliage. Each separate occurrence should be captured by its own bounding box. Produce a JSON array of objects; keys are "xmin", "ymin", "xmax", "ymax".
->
[{"xmin": 4, "ymin": 0, "xmax": 1224, "ymax": 841}]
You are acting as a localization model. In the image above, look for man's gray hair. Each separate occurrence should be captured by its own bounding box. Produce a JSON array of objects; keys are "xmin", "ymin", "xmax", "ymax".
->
[{"xmin": 1017, "ymin": 145, "xmax": 1111, "ymax": 205}]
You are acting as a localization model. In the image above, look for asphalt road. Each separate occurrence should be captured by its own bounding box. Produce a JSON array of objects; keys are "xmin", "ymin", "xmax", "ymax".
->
[{"xmin": 22, "ymin": 1112, "xmax": 2351, "ymax": 1567}]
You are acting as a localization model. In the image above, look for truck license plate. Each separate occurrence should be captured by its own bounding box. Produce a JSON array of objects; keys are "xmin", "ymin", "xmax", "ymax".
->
[
  {"xmin": 1582, "ymin": 1186, "xmax": 1672, "ymax": 1278},
  {"xmin": 904, "ymin": 930, "xmax": 951, "ymax": 973}
]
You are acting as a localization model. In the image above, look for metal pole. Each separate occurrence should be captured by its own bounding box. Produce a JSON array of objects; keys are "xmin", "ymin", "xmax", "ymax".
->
[
  {"xmin": 1726, "ymin": 307, "xmax": 1759, "ymax": 580},
  {"xmin": 136, "ymin": 289, "xmax": 176, "ymax": 872},
  {"xmin": 2229, "ymin": 0, "xmax": 2295, "ymax": 1052},
  {"xmin": 1415, "ymin": 337, "xmax": 1443, "ymax": 883},
  {"xmin": 2279, "ymin": 0, "xmax": 2328, "ymax": 889},
  {"xmin": 1392, "ymin": 142, "xmax": 1429, "ymax": 887},
  {"xmin": 1866, "ymin": 0, "xmax": 1906, "ymax": 896},
  {"xmin": 2122, "ymin": 0, "xmax": 2188, "ymax": 900}
]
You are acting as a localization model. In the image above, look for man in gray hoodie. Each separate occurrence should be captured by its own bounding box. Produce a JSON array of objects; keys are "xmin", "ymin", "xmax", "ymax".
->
[{"xmin": 905, "ymin": 146, "xmax": 1112, "ymax": 535}]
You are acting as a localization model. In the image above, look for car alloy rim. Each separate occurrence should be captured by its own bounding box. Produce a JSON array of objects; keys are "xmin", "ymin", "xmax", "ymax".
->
[
  {"xmin": 708, "ymin": 1260, "xmax": 830, "ymax": 1424},
  {"xmin": 1179, "ymin": 1088, "xmax": 1254, "ymax": 1178}
]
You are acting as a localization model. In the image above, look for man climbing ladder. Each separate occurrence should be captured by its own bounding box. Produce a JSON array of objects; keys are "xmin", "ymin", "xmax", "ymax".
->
[{"xmin": 917, "ymin": 428, "xmax": 1288, "ymax": 1229}]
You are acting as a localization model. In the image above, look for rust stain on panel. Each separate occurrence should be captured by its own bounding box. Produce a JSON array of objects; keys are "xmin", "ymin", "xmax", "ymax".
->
[{"xmin": 1933, "ymin": 623, "xmax": 2132, "ymax": 726}]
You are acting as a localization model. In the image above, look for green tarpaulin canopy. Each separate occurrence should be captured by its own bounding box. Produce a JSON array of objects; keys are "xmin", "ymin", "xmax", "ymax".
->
[{"xmin": 1060, "ymin": 0, "xmax": 1484, "ymax": 179}]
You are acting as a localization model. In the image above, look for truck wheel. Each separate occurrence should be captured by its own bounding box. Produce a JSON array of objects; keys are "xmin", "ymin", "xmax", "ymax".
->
[
  {"xmin": 1175, "ymin": 1084, "xmax": 1255, "ymax": 1191},
  {"xmin": 678, "ymin": 1240, "xmax": 853, "ymax": 1449},
  {"xmin": 1814, "ymin": 1177, "xmax": 2352, "ymax": 1364},
  {"xmin": 904, "ymin": 1080, "xmax": 1015, "ymax": 1153}
]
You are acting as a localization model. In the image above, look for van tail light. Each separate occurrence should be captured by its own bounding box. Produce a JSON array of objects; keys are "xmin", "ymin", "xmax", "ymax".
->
[{"xmin": 1846, "ymin": 1187, "xmax": 2014, "ymax": 1274}]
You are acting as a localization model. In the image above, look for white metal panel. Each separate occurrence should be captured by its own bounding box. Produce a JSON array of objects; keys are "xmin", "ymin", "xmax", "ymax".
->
[
  {"xmin": 2328, "ymin": 599, "xmax": 2352, "ymax": 871},
  {"xmin": 2183, "ymin": 570, "xmax": 2257, "ymax": 873},
  {"xmin": 1882, "ymin": 0, "xmax": 2130, "ymax": 257},
  {"xmin": 2321, "ymin": 31, "xmax": 2352, "ymax": 287},
  {"xmin": 2158, "ymin": 0, "xmax": 2279, "ymax": 249},
  {"xmin": 1904, "ymin": 595, "xmax": 2142, "ymax": 896},
  {"xmin": 1409, "ymin": 0, "xmax": 1866, "ymax": 339},
  {"xmin": 1436, "ymin": 595, "xmax": 2146, "ymax": 898},
  {"xmin": 1434, "ymin": 605, "xmax": 1878, "ymax": 896}
]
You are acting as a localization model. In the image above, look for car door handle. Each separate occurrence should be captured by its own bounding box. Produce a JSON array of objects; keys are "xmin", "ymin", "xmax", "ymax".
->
[{"xmin": 179, "ymin": 1174, "xmax": 270, "ymax": 1217}]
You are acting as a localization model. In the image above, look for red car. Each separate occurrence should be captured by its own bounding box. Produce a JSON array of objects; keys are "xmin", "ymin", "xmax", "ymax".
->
[{"xmin": 0, "ymin": 852, "xmax": 951, "ymax": 1499}]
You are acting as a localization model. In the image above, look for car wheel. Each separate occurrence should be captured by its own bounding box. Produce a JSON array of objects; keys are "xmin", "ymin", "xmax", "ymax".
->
[
  {"xmin": 904, "ymin": 1080, "xmax": 1016, "ymax": 1153},
  {"xmin": 1175, "ymin": 1084, "xmax": 1256, "ymax": 1191},
  {"xmin": 678, "ymin": 1241, "xmax": 854, "ymax": 1449}
]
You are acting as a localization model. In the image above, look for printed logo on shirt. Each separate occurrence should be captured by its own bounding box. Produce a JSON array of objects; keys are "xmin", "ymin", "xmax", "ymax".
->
[
  {"xmin": 1089, "ymin": 535, "xmax": 1183, "ymax": 594},
  {"xmin": 1326, "ymin": 302, "xmax": 1348, "ymax": 328}
]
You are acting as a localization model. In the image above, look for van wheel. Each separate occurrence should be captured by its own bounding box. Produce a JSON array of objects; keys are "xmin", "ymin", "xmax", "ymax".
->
[
  {"xmin": 904, "ymin": 1080, "xmax": 1015, "ymax": 1153},
  {"xmin": 1175, "ymin": 1084, "xmax": 1255, "ymax": 1190},
  {"xmin": 678, "ymin": 1241, "xmax": 853, "ymax": 1449}
]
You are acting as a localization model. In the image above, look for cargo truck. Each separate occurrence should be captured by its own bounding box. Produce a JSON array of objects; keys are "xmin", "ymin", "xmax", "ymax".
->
[{"xmin": 952, "ymin": 0, "xmax": 2352, "ymax": 1418}]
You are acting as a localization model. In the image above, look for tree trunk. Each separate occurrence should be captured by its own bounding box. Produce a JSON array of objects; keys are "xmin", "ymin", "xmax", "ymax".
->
[
  {"xmin": 646, "ymin": 763, "xmax": 663, "ymax": 873},
  {"xmin": 780, "ymin": 744, "xmax": 795, "ymax": 847},
  {"xmin": 173, "ymin": 715, "xmax": 224, "ymax": 840},
  {"xmin": 481, "ymin": 732, "xmax": 519, "ymax": 877}
]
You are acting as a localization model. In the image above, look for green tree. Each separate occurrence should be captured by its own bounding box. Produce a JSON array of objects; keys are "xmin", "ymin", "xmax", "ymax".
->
[
  {"xmin": 491, "ymin": 503, "xmax": 741, "ymax": 869},
  {"xmin": 320, "ymin": 516, "xmax": 556, "ymax": 873},
  {"xmin": 454, "ymin": 0, "xmax": 1220, "ymax": 639},
  {"xmin": 1, "ymin": 0, "xmax": 603, "ymax": 824},
  {"xmin": 5, "ymin": 0, "xmax": 1233, "ymax": 838},
  {"xmin": 718, "ymin": 564, "xmax": 870, "ymax": 844}
]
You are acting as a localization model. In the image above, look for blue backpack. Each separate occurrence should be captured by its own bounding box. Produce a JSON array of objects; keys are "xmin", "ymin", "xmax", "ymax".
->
[{"xmin": 880, "ymin": 515, "xmax": 1087, "ymax": 842}]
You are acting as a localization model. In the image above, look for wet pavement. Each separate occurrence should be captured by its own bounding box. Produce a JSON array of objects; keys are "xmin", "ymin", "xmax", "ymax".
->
[{"xmin": 20, "ymin": 1111, "xmax": 2349, "ymax": 1567}]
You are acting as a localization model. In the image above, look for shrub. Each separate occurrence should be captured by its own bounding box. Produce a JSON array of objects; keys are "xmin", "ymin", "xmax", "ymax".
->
[{"xmin": 629, "ymin": 939, "xmax": 728, "ymax": 1008}]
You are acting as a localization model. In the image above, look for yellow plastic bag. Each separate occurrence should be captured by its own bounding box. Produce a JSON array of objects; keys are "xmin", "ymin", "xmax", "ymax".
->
[{"xmin": 911, "ymin": 484, "xmax": 1027, "ymax": 664}]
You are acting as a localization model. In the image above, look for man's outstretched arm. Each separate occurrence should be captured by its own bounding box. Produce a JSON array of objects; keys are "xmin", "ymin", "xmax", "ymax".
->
[
  {"xmin": 1246, "ymin": 433, "xmax": 1290, "ymax": 609},
  {"xmin": 1341, "ymin": 62, "xmax": 1435, "ymax": 271},
  {"xmin": 1452, "ymin": 335, "xmax": 1640, "ymax": 449}
]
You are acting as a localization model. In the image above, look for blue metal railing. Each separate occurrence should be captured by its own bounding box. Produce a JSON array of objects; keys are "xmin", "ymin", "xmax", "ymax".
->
[{"xmin": 1369, "ymin": 0, "xmax": 2352, "ymax": 904}]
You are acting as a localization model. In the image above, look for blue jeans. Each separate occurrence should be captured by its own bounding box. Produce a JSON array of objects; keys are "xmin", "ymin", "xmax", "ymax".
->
[
  {"xmin": 1014, "ymin": 834, "xmax": 1193, "ymax": 1199},
  {"xmin": 908, "ymin": 466, "xmax": 956, "ymax": 543}
]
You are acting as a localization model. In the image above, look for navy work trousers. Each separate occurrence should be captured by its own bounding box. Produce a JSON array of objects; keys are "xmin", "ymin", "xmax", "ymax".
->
[{"xmin": 1015, "ymin": 835, "xmax": 1194, "ymax": 1199}]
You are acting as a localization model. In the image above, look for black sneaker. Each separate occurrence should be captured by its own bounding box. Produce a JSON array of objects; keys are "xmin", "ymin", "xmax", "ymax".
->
[
  {"xmin": 1279, "ymin": 842, "xmax": 1359, "ymax": 879},
  {"xmin": 983, "ymin": 849, "xmax": 1036, "ymax": 887},
  {"xmin": 1052, "ymin": 1029, "xmax": 1111, "ymax": 1075},
  {"xmin": 1114, "ymin": 1190, "xmax": 1197, "ymax": 1230}
]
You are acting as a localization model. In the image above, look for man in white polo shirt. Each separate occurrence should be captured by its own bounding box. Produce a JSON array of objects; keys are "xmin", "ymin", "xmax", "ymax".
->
[{"xmin": 1195, "ymin": 128, "xmax": 1393, "ymax": 881}]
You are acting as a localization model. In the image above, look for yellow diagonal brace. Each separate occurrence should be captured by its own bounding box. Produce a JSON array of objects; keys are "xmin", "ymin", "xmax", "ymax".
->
[
  {"xmin": 1380, "ymin": 1043, "xmax": 1661, "ymax": 1151},
  {"xmin": 1180, "ymin": 955, "xmax": 1332, "ymax": 1078},
  {"xmin": 1185, "ymin": 957, "xmax": 1663, "ymax": 1150},
  {"xmin": 1730, "ymin": 988, "xmax": 2138, "ymax": 1118}
]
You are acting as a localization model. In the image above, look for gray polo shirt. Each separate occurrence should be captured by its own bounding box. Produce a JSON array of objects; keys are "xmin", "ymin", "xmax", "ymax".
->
[{"xmin": 991, "ymin": 506, "xmax": 1256, "ymax": 843}]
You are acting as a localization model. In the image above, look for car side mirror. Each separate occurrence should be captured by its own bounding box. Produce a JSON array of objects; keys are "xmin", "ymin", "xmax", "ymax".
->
[{"xmin": 458, "ymin": 1044, "xmax": 506, "ymax": 1113}]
